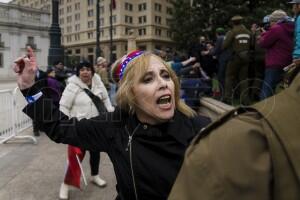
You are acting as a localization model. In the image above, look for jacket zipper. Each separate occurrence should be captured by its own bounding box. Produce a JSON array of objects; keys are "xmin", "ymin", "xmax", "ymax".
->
[{"xmin": 125, "ymin": 124, "xmax": 140, "ymax": 200}]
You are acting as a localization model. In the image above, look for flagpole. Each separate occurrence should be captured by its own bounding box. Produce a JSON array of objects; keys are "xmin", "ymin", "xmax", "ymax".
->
[{"xmin": 110, "ymin": 0, "xmax": 113, "ymax": 62}]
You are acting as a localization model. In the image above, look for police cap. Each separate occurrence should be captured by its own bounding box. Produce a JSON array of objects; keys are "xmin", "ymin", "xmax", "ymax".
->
[
  {"xmin": 288, "ymin": 0, "xmax": 300, "ymax": 3},
  {"xmin": 231, "ymin": 15, "xmax": 243, "ymax": 21}
]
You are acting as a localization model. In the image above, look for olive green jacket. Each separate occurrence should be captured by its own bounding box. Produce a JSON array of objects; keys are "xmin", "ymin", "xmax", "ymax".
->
[
  {"xmin": 168, "ymin": 72, "xmax": 300, "ymax": 199},
  {"xmin": 223, "ymin": 24, "xmax": 251, "ymax": 53}
]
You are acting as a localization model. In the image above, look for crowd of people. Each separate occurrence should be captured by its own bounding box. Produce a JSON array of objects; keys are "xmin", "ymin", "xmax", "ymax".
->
[{"xmin": 11, "ymin": 2, "xmax": 300, "ymax": 200}]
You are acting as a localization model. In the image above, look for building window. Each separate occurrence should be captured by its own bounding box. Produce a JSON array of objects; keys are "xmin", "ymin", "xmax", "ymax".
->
[
  {"xmin": 0, "ymin": 53, "xmax": 3, "ymax": 68},
  {"xmin": 74, "ymin": 34, "xmax": 80, "ymax": 41},
  {"xmin": 75, "ymin": 13, "xmax": 80, "ymax": 21},
  {"xmin": 88, "ymin": 0, "xmax": 94, "ymax": 6},
  {"xmin": 166, "ymin": 7, "xmax": 173, "ymax": 15},
  {"xmin": 61, "ymin": 28, "xmax": 64, "ymax": 34},
  {"xmin": 67, "ymin": 26, "xmax": 72, "ymax": 33},
  {"xmin": 112, "ymin": 27, "xmax": 116, "ymax": 35},
  {"xmin": 100, "ymin": 6, "xmax": 104, "ymax": 13},
  {"xmin": 67, "ymin": 6, "xmax": 72, "ymax": 13},
  {"xmin": 88, "ymin": 55, "xmax": 94, "ymax": 64},
  {"xmin": 100, "ymin": 30, "xmax": 104, "ymax": 37},
  {"xmin": 138, "ymin": 16, "xmax": 146, "ymax": 24},
  {"xmin": 88, "ymin": 48, "xmax": 94, "ymax": 53},
  {"xmin": 111, "ymin": 15, "xmax": 116, "ymax": 24},
  {"xmin": 155, "ymin": 29, "xmax": 162, "ymax": 36},
  {"xmin": 67, "ymin": 16, "xmax": 72, "ymax": 23},
  {"xmin": 75, "ymin": 2, "xmax": 80, "ymax": 10},
  {"xmin": 125, "ymin": 2, "xmax": 133, "ymax": 11},
  {"xmin": 166, "ymin": 18, "xmax": 172, "ymax": 26},
  {"xmin": 88, "ymin": 21, "xmax": 94, "ymax": 28},
  {"xmin": 59, "ymin": 8, "xmax": 64, "ymax": 15},
  {"xmin": 75, "ymin": 24, "xmax": 80, "ymax": 31},
  {"xmin": 138, "ymin": 28, "xmax": 146, "ymax": 36},
  {"xmin": 138, "ymin": 3, "xmax": 146, "ymax": 11},
  {"xmin": 67, "ymin": 0, "xmax": 71, "ymax": 3},
  {"xmin": 125, "ymin": 27, "xmax": 130, "ymax": 35},
  {"xmin": 88, "ymin": 32, "xmax": 93, "ymax": 39},
  {"xmin": 154, "ymin": 3, "xmax": 161, "ymax": 12},
  {"xmin": 155, "ymin": 16, "xmax": 161, "ymax": 24},
  {"xmin": 66, "ymin": 35, "xmax": 72, "ymax": 42},
  {"xmin": 125, "ymin": 15, "xmax": 133, "ymax": 24},
  {"xmin": 155, "ymin": 45, "xmax": 162, "ymax": 50},
  {"xmin": 59, "ymin": 0, "xmax": 64, "ymax": 5},
  {"xmin": 27, "ymin": 36, "xmax": 34, "ymax": 45},
  {"xmin": 75, "ymin": 49, "xmax": 81, "ymax": 54},
  {"xmin": 100, "ymin": 18, "xmax": 104, "ymax": 26},
  {"xmin": 88, "ymin": 9, "xmax": 94, "ymax": 17},
  {"xmin": 0, "ymin": 34, "xmax": 3, "ymax": 47},
  {"xmin": 59, "ymin": 18, "xmax": 64, "ymax": 24},
  {"xmin": 138, "ymin": 45, "xmax": 146, "ymax": 50},
  {"xmin": 167, "ymin": 31, "xmax": 172, "ymax": 37}
]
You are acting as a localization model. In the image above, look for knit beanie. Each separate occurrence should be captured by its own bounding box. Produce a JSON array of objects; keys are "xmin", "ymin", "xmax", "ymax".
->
[{"xmin": 76, "ymin": 60, "xmax": 94, "ymax": 76}]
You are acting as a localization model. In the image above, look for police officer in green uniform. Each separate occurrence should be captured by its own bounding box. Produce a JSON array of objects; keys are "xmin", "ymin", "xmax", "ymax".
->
[
  {"xmin": 168, "ymin": 63, "xmax": 300, "ymax": 199},
  {"xmin": 222, "ymin": 16, "xmax": 252, "ymax": 105}
]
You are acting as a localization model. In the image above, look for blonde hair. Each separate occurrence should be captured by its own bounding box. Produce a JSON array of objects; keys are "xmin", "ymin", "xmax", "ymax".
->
[{"xmin": 116, "ymin": 52, "xmax": 196, "ymax": 118}]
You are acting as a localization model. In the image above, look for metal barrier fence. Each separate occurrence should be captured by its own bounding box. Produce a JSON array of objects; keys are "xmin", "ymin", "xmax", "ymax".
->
[{"xmin": 0, "ymin": 87, "xmax": 36, "ymax": 144}]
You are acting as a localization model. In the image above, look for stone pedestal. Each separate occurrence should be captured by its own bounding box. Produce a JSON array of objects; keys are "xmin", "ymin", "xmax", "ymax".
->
[{"xmin": 127, "ymin": 29, "xmax": 137, "ymax": 53}]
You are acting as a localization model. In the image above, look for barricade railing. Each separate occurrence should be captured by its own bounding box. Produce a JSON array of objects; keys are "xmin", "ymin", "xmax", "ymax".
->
[{"xmin": 0, "ymin": 87, "xmax": 36, "ymax": 144}]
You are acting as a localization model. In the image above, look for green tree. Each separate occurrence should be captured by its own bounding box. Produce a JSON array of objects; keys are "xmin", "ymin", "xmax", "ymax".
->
[{"xmin": 170, "ymin": 0, "xmax": 291, "ymax": 51}]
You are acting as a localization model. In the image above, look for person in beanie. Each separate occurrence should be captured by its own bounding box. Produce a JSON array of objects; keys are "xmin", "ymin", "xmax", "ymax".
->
[
  {"xmin": 58, "ymin": 61, "xmax": 114, "ymax": 199},
  {"xmin": 13, "ymin": 48, "xmax": 210, "ymax": 200}
]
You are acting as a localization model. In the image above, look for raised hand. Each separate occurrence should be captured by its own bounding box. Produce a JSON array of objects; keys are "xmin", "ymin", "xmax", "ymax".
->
[{"xmin": 13, "ymin": 46, "xmax": 37, "ymax": 90}]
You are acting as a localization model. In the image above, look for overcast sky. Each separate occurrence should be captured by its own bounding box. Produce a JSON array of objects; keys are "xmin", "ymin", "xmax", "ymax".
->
[{"xmin": 0, "ymin": 0, "xmax": 11, "ymax": 3}]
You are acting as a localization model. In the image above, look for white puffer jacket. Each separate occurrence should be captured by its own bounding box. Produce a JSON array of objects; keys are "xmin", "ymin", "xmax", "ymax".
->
[{"xmin": 59, "ymin": 74, "xmax": 114, "ymax": 120}]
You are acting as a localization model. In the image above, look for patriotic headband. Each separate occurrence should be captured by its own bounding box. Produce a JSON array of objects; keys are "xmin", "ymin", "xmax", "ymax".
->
[{"xmin": 115, "ymin": 50, "xmax": 144, "ymax": 80}]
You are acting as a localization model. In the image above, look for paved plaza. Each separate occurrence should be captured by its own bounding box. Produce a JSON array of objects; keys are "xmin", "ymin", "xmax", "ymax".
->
[{"xmin": 0, "ymin": 128, "xmax": 117, "ymax": 200}]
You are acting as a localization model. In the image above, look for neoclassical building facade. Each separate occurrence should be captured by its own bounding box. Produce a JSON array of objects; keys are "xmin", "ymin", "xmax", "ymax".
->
[{"xmin": 0, "ymin": 2, "xmax": 50, "ymax": 80}]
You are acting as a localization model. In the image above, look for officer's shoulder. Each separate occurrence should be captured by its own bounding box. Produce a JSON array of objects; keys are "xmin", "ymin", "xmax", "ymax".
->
[{"xmin": 195, "ymin": 107, "xmax": 263, "ymax": 141}]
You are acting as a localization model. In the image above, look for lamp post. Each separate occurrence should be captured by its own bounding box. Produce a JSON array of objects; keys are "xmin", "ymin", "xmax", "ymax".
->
[
  {"xmin": 48, "ymin": 0, "xmax": 64, "ymax": 66},
  {"xmin": 95, "ymin": 0, "xmax": 100, "ymax": 60},
  {"xmin": 109, "ymin": 0, "xmax": 113, "ymax": 62}
]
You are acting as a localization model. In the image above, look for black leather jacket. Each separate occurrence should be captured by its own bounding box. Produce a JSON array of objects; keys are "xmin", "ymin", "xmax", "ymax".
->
[{"xmin": 22, "ymin": 90, "xmax": 210, "ymax": 200}]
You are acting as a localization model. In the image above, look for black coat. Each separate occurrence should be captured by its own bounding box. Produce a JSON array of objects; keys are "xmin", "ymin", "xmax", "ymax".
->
[{"xmin": 22, "ymin": 91, "xmax": 210, "ymax": 200}]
